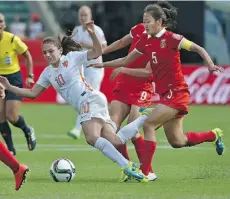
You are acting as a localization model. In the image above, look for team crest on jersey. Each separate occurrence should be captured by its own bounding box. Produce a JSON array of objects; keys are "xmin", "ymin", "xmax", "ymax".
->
[
  {"xmin": 160, "ymin": 39, "xmax": 166, "ymax": 48},
  {"xmin": 62, "ymin": 60, "xmax": 68, "ymax": 68}
]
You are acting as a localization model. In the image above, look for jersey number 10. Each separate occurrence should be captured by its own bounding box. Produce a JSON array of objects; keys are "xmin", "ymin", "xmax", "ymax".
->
[{"xmin": 55, "ymin": 74, "xmax": 66, "ymax": 87}]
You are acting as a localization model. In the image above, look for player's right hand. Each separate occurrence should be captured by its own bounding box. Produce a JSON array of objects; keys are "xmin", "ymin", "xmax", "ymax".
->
[
  {"xmin": 0, "ymin": 76, "xmax": 11, "ymax": 90},
  {"xmin": 110, "ymin": 68, "xmax": 123, "ymax": 80},
  {"xmin": 87, "ymin": 63, "xmax": 104, "ymax": 68},
  {"xmin": 208, "ymin": 65, "xmax": 224, "ymax": 73},
  {"xmin": 85, "ymin": 21, "xmax": 95, "ymax": 35}
]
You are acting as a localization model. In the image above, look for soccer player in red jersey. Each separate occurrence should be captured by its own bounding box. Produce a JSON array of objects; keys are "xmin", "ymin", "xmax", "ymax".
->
[
  {"xmin": 89, "ymin": 2, "xmax": 225, "ymax": 177},
  {"xmin": 102, "ymin": 23, "xmax": 157, "ymax": 181},
  {"xmin": 0, "ymin": 83, "xmax": 29, "ymax": 190}
]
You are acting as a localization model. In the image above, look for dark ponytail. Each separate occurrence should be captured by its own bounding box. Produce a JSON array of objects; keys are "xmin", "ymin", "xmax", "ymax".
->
[
  {"xmin": 42, "ymin": 34, "xmax": 83, "ymax": 55},
  {"xmin": 156, "ymin": 1, "xmax": 177, "ymax": 30},
  {"xmin": 144, "ymin": 1, "xmax": 177, "ymax": 30},
  {"xmin": 59, "ymin": 35, "xmax": 83, "ymax": 55}
]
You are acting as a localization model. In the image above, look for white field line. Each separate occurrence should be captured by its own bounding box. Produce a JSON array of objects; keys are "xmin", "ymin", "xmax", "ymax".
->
[
  {"xmin": 12, "ymin": 133, "xmax": 176, "ymax": 143},
  {"xmin": 12, "ymin": 143, "xmax": 216, "ymax": 152}
]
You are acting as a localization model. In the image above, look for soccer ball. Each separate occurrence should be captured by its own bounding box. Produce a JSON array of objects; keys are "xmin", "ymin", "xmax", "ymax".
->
[{"xmin": 50, "ymin": 158, "xmax": 75, "ymax": 182}]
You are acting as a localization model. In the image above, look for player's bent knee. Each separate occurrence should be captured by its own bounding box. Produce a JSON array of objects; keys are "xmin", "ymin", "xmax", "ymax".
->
[
  {"xmin": 169, "ymin": 140, "xmax": 186, "ymax": 148},
  {"xmin": 6, "ymin": 113, "xmax": 19, "ymax": 124},
  {"xmin": 85, "ymin": 134, "xmax": 99, "ymax": 146},
  {"xmin": 143, "ymin": 120, "xmax": 156, "ymax": 132}
]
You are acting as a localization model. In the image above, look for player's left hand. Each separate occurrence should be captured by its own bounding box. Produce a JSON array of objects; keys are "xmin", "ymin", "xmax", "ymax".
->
[
  {"xmin": 25, "ymin": 77, "xmax": 34, "ymax": 87},
  {"xmin": 110, "ymin": 68, "xmax": 123, "ymax": 80},
  {"xmin": 208, "ymin": 65, "xmax": 224, "ymax": 74},
  {"xmin": 0, "ymin": 82, "xmax": 5, "ymax": 99},
  {"xmin": 85, "ymin": 21, "xmax": 95, "ymax": 35}
]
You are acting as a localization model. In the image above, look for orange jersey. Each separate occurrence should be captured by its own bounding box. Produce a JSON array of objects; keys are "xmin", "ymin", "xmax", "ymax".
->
[
  {"xmin": 135, "ymin": 29, "xmax": 189, "ymax": 95},
  {"xmin": 114, "ymin": 23, "xmax": 153, "ymax": 93}
]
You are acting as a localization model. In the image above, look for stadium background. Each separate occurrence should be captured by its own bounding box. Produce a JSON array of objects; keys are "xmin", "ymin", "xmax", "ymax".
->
[
  {"xmin": 1, "ymin": 1, "xmax": 230, "ymax": 104},
  {"xmin": 0, "ymin": 1, "xmax": 229, "ymax": 199}
]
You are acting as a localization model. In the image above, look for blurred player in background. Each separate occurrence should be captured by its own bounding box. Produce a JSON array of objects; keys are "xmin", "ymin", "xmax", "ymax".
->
[
  {"xmin": 0, "ymin": 21, "xmax": 147, "ymax": 182},
  {"xmin": 88, "ymin": 2, "xmax": 225, "ymax": 177},
  {"xmin": 0, "ymin": 83, "xmax": 29, "ymax": 191},
  {"xmin": 56, "ymin": 5, "xmax": 107, "ymax": 139},
  {"xmin": 101, "ymin": 23, "xmax": 157, "ymax": 181},
  {"xmin": 0, "ymin": 13, "xmax": 36, "ymax": 156}
]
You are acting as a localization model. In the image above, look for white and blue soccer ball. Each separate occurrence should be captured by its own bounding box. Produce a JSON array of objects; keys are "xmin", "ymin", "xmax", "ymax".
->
[{"xmin": 50, "ymin": 158, "xmax": 76, "ymax": 182}]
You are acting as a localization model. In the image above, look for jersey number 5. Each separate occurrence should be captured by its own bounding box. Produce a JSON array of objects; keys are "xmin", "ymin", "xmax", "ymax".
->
[{"xmin": 152, "ymin": 52, "xmax": 158, "ymax": 64}]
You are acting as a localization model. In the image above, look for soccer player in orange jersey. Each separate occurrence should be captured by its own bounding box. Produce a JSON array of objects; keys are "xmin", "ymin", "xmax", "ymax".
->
[{"xmin": 88, "ymin": 2, "xmax": 224, "ymax": 177}]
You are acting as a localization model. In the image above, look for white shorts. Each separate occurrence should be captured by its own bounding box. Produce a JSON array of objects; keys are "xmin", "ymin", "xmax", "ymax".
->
[{"xmin": 78, "ymin": 90, "xmax": 117, "ymax": 131}]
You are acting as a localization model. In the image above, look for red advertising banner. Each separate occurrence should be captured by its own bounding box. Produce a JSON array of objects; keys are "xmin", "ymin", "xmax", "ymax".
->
[
  {"xmin": 183, "ymin": 66, "xmax": 230, "ymax": 104},
  {"xmin": 20, "ymin": 65, "xmax": 230, "ymax": 104}
]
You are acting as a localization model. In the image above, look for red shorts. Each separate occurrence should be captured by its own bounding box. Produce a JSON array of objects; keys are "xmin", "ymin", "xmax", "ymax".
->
[
  {"xmin": 113, "ymin": 89, "xmax": 153, "ymax": 107},
  {"xmin": 158, "ymin": 89, "xmax": 190, "ymax": 118}
]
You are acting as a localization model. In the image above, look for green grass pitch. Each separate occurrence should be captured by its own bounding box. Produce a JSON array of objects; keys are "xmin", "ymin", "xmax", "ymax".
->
[{"xmin": 0, "ymin": 104, "xmax": 229, "ymax": 199}]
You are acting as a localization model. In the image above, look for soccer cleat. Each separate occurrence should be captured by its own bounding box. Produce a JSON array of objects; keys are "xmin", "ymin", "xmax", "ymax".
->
[
  {"xmin": 212, "ymin": 128, "xmax": 225, "ymax": 155},
  {"xmin": 25, "ymin": 127, "xmax": 36, "ymax": 151},
  {"xmin": 14, "ymin": 164, "xmax": 29, "ymax": 191},
  {"xmin": 123, "ymin": 162, "xmax": 148, "ymax": 183},
  {"xmin": 67, "ymin": 128, "xmax": 81, "ymax": 139},
  {"xmin": 118, "ymin": 169, "xmax": 130, "ymax": 182},
  {"xmin": 139, "ymin": 107, "xmax": 154, "ymax": 116},
  {"xmin": 147, "ymin": 172, "xmax": 158, "ymax": 181}
]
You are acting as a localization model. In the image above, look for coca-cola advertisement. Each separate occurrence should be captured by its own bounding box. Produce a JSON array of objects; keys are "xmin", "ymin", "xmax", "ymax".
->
[{"xmin": 183, "ymin": 66, "xmax": 230, "ymax": 104}]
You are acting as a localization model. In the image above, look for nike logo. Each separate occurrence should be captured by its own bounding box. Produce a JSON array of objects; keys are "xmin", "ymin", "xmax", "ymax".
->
[{"xmin": 145, "ymin": 44, "xmax": 151, "ymax": 47}]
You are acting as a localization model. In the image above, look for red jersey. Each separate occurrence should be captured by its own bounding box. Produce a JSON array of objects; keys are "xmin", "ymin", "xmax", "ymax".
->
[
  {"xmin": 114, "ymin": 23, "xmax": 153, "ymax": 92},
  {"xmin": 135, "ymin": 29, "xmax": 189, "ymax": 95}
]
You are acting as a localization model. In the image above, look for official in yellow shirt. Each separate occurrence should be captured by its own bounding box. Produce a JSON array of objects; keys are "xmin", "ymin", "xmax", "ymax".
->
[{"xmin": 0, "ymin": 13, "xmax": 36, "ymax": 155}]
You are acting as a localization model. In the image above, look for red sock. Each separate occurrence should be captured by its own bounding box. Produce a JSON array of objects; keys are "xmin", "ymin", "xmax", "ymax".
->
[
  {"xmin": 132, "ymin": 136, "xmax": 153, "ymax": 173},
  {"xmin": 185, "ymin": 131, "xmax": 216, "ymax": 146},
  {"xmin": 141, "ymin": 140, "xmax": 156, "ymax": 175},
  {"xmin": 0, "ymin": 141, "xmax": 19, "ymax": 173},
  {"xmin": 118, "ymin": 144, "xmax": 130, "ymax": 160}
]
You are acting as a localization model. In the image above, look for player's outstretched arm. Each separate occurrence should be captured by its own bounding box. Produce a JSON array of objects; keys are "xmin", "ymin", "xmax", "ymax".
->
[
  {"xmin": 86, "ymin": 21, "xmax": 103, "ymax": 60},
  {"xmin": 181, "ymin": 39, "xmax": 224, "ymax": 73},
  {"xmin": 110, "ymin": 62, "xmax": 152, "ymax": 80},
  {"xmin": 88, "ymin": 49, "xmax": 141, "ymax": 69},
  {"xmin": 0, "ymin": 76, "xmax": 45, "ymax": 99},
  {"xmin": 103, "ymin": 34, "xmax": 132, "ymax": 55}
]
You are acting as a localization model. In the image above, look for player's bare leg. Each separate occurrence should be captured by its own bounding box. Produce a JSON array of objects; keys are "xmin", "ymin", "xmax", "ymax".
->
[
  {"xmin": 103, "ymin": 101, "xmax": 131, "ymax": 182},
  {"xmin": 6, "ymin": 100, "xmax": 36, "ymax": 151},
  {"xmin": 0, "ymin": 98, "xmax": 16, "ymax": 155},
  {"xmin": 141, "ymin": 104, "xmax": 177, "ymax": 176},
  {"xmin": 128, "ymin": 105, "xmax": 157, "ymax": 181},
  {"xmin": 109, "ymin": 100, "xmax": 131, "ymax": 159},
  {"xmin": 82, "ymin": 118, "xmax": 147, "ymax": 182},
  {"xmin": 163, "ymin": 117, "xmax": 224, "ymax": 154}
]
